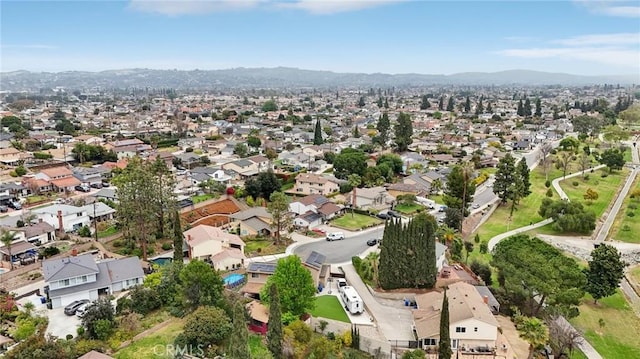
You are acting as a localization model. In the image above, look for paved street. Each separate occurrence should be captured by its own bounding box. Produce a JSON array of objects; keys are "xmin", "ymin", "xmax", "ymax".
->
[{"xmin": 294, "ymin": 226, "xmax": 384, "ymax": 264}]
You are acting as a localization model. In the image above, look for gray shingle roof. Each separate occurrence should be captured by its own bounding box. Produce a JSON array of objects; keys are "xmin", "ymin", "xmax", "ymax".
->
[{"xmin": 43, "ymin": 253, "xmax": 99, "ymax": 282}]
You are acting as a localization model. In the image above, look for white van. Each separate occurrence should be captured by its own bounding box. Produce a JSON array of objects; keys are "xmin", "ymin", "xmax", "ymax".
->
[{"xmin": 326, "ymin": 232, "xmax": 345, "ymax": 241}]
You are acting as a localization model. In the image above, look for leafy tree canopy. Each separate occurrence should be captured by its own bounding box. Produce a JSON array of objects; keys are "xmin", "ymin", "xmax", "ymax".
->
[{"xmin": 260, "ymin": 255, "xmax": 316, "ymax": 317}]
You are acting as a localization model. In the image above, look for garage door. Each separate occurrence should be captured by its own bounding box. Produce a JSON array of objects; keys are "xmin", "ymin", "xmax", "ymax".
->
[{"xmin": 58, "ymin": 291, "xmax": 91, "ymax": 308}]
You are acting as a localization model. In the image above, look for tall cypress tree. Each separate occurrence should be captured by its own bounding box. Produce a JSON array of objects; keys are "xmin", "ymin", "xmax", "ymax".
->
[
  {"xmin": 517, "ymin": 158, "xmax": 531, "ymax": 197},
  {"xmin": 171, "ymin": 210, "xmax": 184, "ymax": 263},
  {"xmin": 446, "ymin": 97, "xmax": 455, "ymax": 112},
  {"xmin": 438, "ymin": 96, "xmax": 444, "ymax": 111},
  {"xmin": 464, "ymin": 96, "xmax": 471, "ymax": 113},
  {"xmin": 517, "ymin": 99, "xmax": 524, "ymax": 116},
  {"xmin": 228, "ymin": 301, "xmax": 251, "ymax": 359},
  {"xmin": 439, "ymin": 290, "xmax": 452, "ymax": 359},
  {"xmin": 313, "ymin": 119, "xmax": 323, "ymax": 145},
  {"xmin": 267, "ymin": 284, "xmax": 283, "ymax": 359}
]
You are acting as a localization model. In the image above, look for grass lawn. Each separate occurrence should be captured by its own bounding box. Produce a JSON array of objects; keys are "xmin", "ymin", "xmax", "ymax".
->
[
  {"xmin": 395, "ymin": 202, "xmax": 424, "ymax": 215},
  {"xmin": 244, "ymin": 238, "xmax": 288, "ymax": 256},
  {"xmin": 281, "ymin": 182, "xmax": 294, "ymax": 191},
  {"xmin": 609, "ymin": 176, "xmax": 640, "ymax": 243},
  {"xmin": 429, "ymin": 194, "xmax": 444, "ymax": 205},
  {"xmin": 115, "ymin": 318, "xmax": 184, "ymax": 359},
  {"xmin": 97, "ymin": 226, "xmax": 119, "ymax": 239},
  {"xmin": 629, "ymin": 265, "xmax": 640, "ymax": 294},
  {"xmin": 570, "ymin": 290, "xmax": 640, "ymax": 359},
  {"xmin": 25, "ymin": 195, "xmax": 49, "ymax": 204},
  {"xmin": 191, "ymin": 193, "xmax": 215, "ymax": 204},
  {"xmin": 558, "ymin": 168, "xmax": 627, "ymax": 219},
  {"xmin": 249, "ymin": 335, "xmax": 272, "ymax": 358},
  {"xmin": 331, "ymin": 213, "xmax": 382, "ymax": 231},
  {"xmin": 310, "ymin": 295, "xmax": 351, "ymax": 323}
]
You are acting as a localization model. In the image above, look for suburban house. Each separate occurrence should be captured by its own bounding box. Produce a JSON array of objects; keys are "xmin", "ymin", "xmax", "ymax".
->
[
  {"xmin": 0, "ymin": 237, "xmax": 38, "ymax": 265},
  {"xmin": 412, "ymin": 281, "xmax": 499, "ymax": 353},
  {"xmin": 228, "ymin": 207, "xmax": 272, "ymax": 237},
  {"xmin": 105, "ymin": 139, "xmax": 151, "ymax": 159},
  {"xmin": 80, "ymin": 201, "xmax": 116, "ymax": 223},
  {"xmin": 0, "ymin": 148, "xmax": 30, "ymax": 166},
  {"xmin": 289, "ymin": 194, "xmax": 342, "ymax": 229},
  {"xmin": 178, "ymin": 137, "xmax": 206, "ymax": 150},
  {"xmin": 292, "ymin": 173, "xmax": 341, "ymax": 196},
  {"xmin": 32, "ymin": 204, "xmax": 91, "ymax": 233},
  {"xmin": 242, "ymin": 262, "xmax": 277, "ymax": 299},
  {"xmin": 14, "ymin": 221, "xmax": 57, "ymax": 246},
  {"xmin": 31, "ymin": 166, "xmax": 82, "ymax": 193},
  {"xmin": 246, "ymin": 300, "xmax": 269, "ymax": 335},
  {"xmin": 43, "ymin": 253, "xmax": 145, "ymax": 308},
  {"xmin": 183, "ymin": 224, "xmax": 246, "ymax": 271},
  {"xmin": 223, "ymin": 159, "xmax": 260, "ymax": 179},
  {"xmin": 350, "ymin": 186, "xmax": 394, "ymax": 210}
]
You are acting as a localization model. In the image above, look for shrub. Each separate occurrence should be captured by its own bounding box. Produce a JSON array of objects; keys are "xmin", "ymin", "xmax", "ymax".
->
[
  {"xmin": 112, "ymin": 239, "xmax": 125, "ymax": 248},
  {"xmin": 622, "ymin": 225, "xmax": 631, "ymax": 231},
  {"xmin": 627, "ymin": 211, "xmax": 635, "ymax": 217},
  {"xmin": 479, "ymin": 242, "xmax": 488, "ymax": 254},
  {"xmin": 583, "ymin": 174, "xmax": 589, "ymax": 181},
  {"xmin": 572, "ymin": 181, "xmax": 579, "ymax": 187},
  {"xmin": 601, "ymin": 173, "xmax": 608, "ymax": 178},
  {"xmin": 546, "ymin": 188, "xmax": 553, "ymax": 197},
  {"xmin": 629, "ymin": 203, "xmax": 637, "ymax": 210},
  {"xmin": 545, "ymin": 180, "xmax": 551, "ymax": 188},
  {"xmin": 78, "ymin": 225, "xmax": 92, "ymax": 238},
  {"xmin": 66, "ymin": 334, "xmax": 73, "ymax": 340},
  {"xmin": 161, "ymin": 242, "xmax": 172, "ymax": 251},
  {"xmin": 327, "ymin": 332, "xmax": 335, "ymax": 340}
]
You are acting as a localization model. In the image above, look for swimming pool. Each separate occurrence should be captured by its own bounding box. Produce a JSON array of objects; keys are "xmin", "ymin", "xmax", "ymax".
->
[
  {"xmin": 0, "ymin": 268, "xmax": 6, "ymax": 274},
  {"xmin": 223, "ymin": 273, "xmax": 245, "ymax": 288}
]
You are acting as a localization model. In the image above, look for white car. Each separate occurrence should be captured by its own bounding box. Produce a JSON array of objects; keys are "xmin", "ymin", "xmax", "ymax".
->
[
  {"xmin": 326, "ymin": 232, "xmax": 345, "ymax": 241},
  {"xmin": 75, "ymin": 303, "xmax": 90, "ymax": 318}
]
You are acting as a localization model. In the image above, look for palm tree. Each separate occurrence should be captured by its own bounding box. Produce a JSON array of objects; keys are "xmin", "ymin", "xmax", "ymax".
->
[
  {"xmin": 0, "ymin": 229, "xmax": 18, "ymax": 270},
  {"xmin": 430, "ymin": 178, "xmax": 443, "ymax": 195},
  {"xmin": 518, "ymin": 316, "xmax": 549, "ymax": 359}
]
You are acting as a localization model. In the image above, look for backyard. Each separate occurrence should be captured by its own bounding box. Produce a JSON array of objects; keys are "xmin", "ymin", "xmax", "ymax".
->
[
  {"xmin": 331, "ymin": 213, "xmax": 382, "ymax": 231},
  {"xmin": 310, "ymin": 295, "xmax": 351, "ymax": 323},
  {"xmin": 191, "ymin": 193, "xmax": 215, "ymax": 204},
  {"xmin": 609, "ymin": 176, "xmax": 640, "ymax": 243},
  {"xmin": 570, "ymin": 291, "xmax": 640, "ymax": 359},
  {"xmin": 115, "ymin": 318, "xmax": 184, "ymax": 359}
]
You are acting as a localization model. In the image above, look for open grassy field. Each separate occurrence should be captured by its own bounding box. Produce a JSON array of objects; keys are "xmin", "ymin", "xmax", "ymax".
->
[
  {"xmin": 331, "ymin": 213, "xmax": 382, "ymax": 231},
  {"xmin": 310, "ymin": 295, "xmax": 351, "ymax": 323},
  {"xmin": 558, "ymin": 168, "xmax": 627, "ymax": 218},
  {"xmin": 570, "ymin": 291, "xmax": 640, "ymax": 359},
  {"xmin": 609, "ymin": 176, "xmax": 640, "ymax": 243},
  {"xmin": 115, "ymin": 318, "xmax": 184, "ymax": 359}
]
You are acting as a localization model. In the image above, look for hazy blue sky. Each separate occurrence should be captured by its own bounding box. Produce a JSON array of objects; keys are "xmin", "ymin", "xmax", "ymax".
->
[{"xmin": 1, "ymin": 0, "xmax": 639, "ymax": 75}]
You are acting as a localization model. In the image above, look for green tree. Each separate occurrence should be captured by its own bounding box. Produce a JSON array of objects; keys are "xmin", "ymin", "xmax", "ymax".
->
[
  {"xmin": 516, "ymin": 316, "xmax": 549, "ymax": 359},
  {"xmin": 179, "ymin": 260, "xmax": 224, "ymax": 310},
  {"xmin": 475, "ymin": 97, "xmax": 484, "ymax": 115},
  {"xmin": 584, "ymin": 244, "xmax": 626, "ymax": 304},
  {"xmin": 524, "ymin": 97, "xmax": 532, "ymax": 116},
  {"xmin": 333, "ymin": 148, "xmax": 368, "ymax": 179},
  {"xmin": 357, "ymin": 96, "xmax": 365, "ymax": 107},
  {"xmin": 517, "ymin": 158, "xmax": 532, "ymax": 197},
  {"xmin": 247, "ymin": 136, "xmax": 261, "ymax": 149},
  {"xmin": 150, "ymin": 157, "xmax": 177, "ymax": 239},
  {"xmin": 378, "ymin": 213, "xmax": 438, "ymax": 289},
  {"xmin": 420, "ymin": 95, "xmax": 431, "ymax": 110},
  {"xmin": 0, "ymin": 229, "xmax": 18, "ymax": 270},
  {"xmin": 313, "ymin": 119, "xmax": 323, "ymax": 145},
  {"xmin": 402, "ymin": 349, "xmax": 426, "ymax": 359},
  {"xmin": 571, "ymin": 116, "xmax": 602, "ymax": 138},
  {"xmin": 262, "ymin": 100, "xmax": 278, "ymax": 112},
  {"xmin": 443, "ymin": 164, "xmax": 476, "ymax": 230},
  {"xmin": 376, "ymin": 112, "xmax": 391, "ymax": 148},
  {"xmin": 538, "ymin": 198, "xmax": 596, "ymax": 233},
  {"xmin": 535, "ymin": 97, "xmax": 542, "ymax": 117},
  {"xmin": 261, "ymin": 256, "xmax": 316, "ymax": 317},
  {"xmin": 81, "ymin": 298, "xmax": 115, "ymax": 340},
  {"xmin": 244, "ymin": 170, "xmax": 282, "ymax": 199},
  {"xmin": 464, "ymin": 96, "xmax": 471, "ymax": 113},
  {"xmin": 376, "ymin": 154, "xmax": 404, "ymax": 174},
  {"xmin": 493, "ymin": 153, "xmax": 522, "ymax": 210},
  {"xmin": 175, "ymin": 306, "xmax": 232, "ymax": 357},
  {"xmin": 267, "ymin": 284, "xmax": 284, "ymax": 359},
  {"xmin": 5, "ymin": 334, "xmax": 72, "ymax": 359},
  {"xmin": 599, "ymin": 148, "xmax": 625, "ymax": 173},
  {"xmin": 438, "ymin": 96, "xmax": 444, "ymax": 110},
  {"xmin": 438, "ymin": 290, "xmax": 452, "ymax": 359},
  {"xmin": 492, "ymin": 235, "xmax": 586, "ymax": 317},
  {"xmin": 446, "ymin": 96, "xmax": 455, "ymax": 112},
  {"xmin": 517, "ymin": 99, "xmax": 524, "ymax": 116},
  {"xmin": 171, "ymin": 210, "xmax": 184, "ymax": 263},
  {"xmin": 394, "ymin": 112, "xmax": 413, "ymax": 152},
  {"xmin": 228, "ymin": 302, "xmax": 251, "ymax": 359},
  {"xmin": 267, "ymin": 191, "xmax": 291, "ymax": 245},
  {"xmin": 234, "ymin": 143, "xmax": 249, "ymax": 158}
]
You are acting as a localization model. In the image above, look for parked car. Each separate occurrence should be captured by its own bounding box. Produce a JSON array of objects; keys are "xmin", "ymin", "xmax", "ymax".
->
[
  {"xmin": 64, "ymin": 299, "xmax": 90, "ymax": 316},
  {"xmin": 472, "ymin": 203, "xmax": 480, "ymax": 209},
  {"xmin": 8, "ymin": 201, "xmax": 21, "ymax": 210},
  {"xmin": 90, "ymin": 183, "xmax": 103, "ymax": 189},
  {"xmin": 75, "ymin": 303, "xmax": 91, "ymax": 318},
  {"xmin": 55, "ymin": 198, "xmax": 65, "ymax": 204},
  {"xmin": 336, "ymin": 278, "xmax": 347, "ymax": 292},
  {"xmin": 376, "ymin": 212, "xmax": 390, "ymax": 220},
  {"xmin": 438, "ymin": 205, "xmax": 447, "ymax": 212},
  {"xmin": 387, "ymin": 210, "xmax": 402, "ymax": 218},
  {"xmin": 101, "ymin": 182, "xmax": 110, "ymax": 187},
  {"xmin": 366, "ymin": 238, "xmax": 380, "ymax": 246},
  {"xmin": 0, "ymin": 205, "xmax": 7, "ymax": 213},
  {"xmin": 326, "ymin": 232, "xmax": 345, "ymax": 241},
  {"xmin": 75, "ymin": 185, "xmax": 91, "ymax": 193}
]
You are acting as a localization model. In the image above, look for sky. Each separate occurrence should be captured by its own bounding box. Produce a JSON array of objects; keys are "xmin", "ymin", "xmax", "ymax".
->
[{"xmin": 1, "ymin": 0, "xmax": 639, "ymax": 76}]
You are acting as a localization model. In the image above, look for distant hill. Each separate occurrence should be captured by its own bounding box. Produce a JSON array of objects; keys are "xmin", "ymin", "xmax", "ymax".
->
[{"xmin": 0, "ymin": 67, "xmax": 637, "ymax": 91}]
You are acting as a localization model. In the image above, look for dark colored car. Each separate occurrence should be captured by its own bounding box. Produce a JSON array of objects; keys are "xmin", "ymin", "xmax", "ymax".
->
[
  {"xmin": 387, "ymin": 210, "xmax": 402, "ymax": 218},
  {"xmin": 75, "ymin": 185, "xmax": 90, "ymax": 193},
  {"xmin": 376, "ymin": 212, "xmax": 390, "ymax": 220},
  {"xmin": 8, "ymin": 201, "xmax": 21, "ymax": 210},
  {"xmin": 366, "ymin": 238, "xmax": 380, "ymax": 246},
  {"xmin": 64, "ymin": 299, "xmax": 90, "ymax": 316},
  {"xmin": 90, "ymin": 183, "xmax": 103, "ymax": 189},
  {"xmin": 0, "ymin": 205, "xmax": 7, "ymax": 213}
]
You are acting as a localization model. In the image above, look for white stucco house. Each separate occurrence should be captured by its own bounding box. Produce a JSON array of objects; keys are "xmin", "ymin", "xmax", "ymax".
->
[
  {"xmin": 43, "ymin": 253, "xmax": 145, "ymax": 308},
  {"xmin": 32, "ymin": 204, "xmax": 91, "ymax": 233},
  {"xmin": 183, "ymin": 225, "xmax": 246, "ymax": 271},
  {"xmin": 412, "ymin": 281, "xmax": 499, "ymax": 352}
]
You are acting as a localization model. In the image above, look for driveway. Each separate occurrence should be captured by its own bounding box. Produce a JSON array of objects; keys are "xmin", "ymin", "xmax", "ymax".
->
[{"xmin": 16, "ymin": 294, "xmax": 81, "ymax": 339}]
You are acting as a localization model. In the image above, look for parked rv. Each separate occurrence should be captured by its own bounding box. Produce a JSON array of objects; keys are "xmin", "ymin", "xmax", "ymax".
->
[{"xmin": 341, "ymin": 286, "xmax": 364, "ymax": 314}]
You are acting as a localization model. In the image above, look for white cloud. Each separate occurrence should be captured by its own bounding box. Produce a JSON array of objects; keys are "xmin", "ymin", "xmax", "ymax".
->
[
  {"xmin": 276, "ymin": 0, "xmax": 401, "ymax": 15},
  {"xmin": 551, "ymin": 33, "xmax": 640, "ymax": 46},
  {"xmin": 497, "ymin": 47, "xmax": 640, "ymax": 69},
  {"xmin": 574, "ymin": 1, "xmax": 640, "ymax": 18},
  {"xmin": 127, "ymin": 0, "xmax": 263, "ymax": 16}
]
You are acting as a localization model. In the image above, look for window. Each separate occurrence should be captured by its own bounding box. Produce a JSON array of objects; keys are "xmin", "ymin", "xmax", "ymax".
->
[
  {"xmin": 424, "ymin": 338, "xmax": 437, "ymax": 346},
  {"xmin": 474, "ymin": 327, "xmax": 478, "ymax": 332},
  {"xmin": 81, "ymin": 276, "xmax": 88, "ymax": 283},
  {"xmin": 455, "ymin": 327, "xmax": 466, "ymax": 333},
  {"xmin": 62, "ymin": 279, "xmax": 69, "ymax": 286},
  {"xmin": 251, "ymin": 273, "xmax": 259, "ymax": 278},
  {"xmin": 77, "ymin": 213, "xmax": 82, "ymax": 217}
]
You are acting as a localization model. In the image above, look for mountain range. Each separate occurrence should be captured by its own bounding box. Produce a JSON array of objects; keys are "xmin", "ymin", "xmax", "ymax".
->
[{"xmin": 0, "ymin": 67, "xmax": 637, "ymax": 91}]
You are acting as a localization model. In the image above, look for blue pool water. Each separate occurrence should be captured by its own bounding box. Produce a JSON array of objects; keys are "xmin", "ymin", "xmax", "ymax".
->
[
  {"xmin": 150, "ymin": 257, "xmax": 172, "ymax": 266},
  {"xmin": 224, "ymin": 273, "xmax": 245, "ymax": 287}
]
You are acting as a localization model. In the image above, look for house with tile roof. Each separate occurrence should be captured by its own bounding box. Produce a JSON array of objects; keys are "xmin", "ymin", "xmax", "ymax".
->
[
  {"xmin": 43, "ymin": 253, "xmax": 144, "ymax": 308},
  {"xmin": 412, "ymin": 281, "xmax": 499, "ymax": 352},
  {"xmin": 292, "ymin": 173, "xmax": 341, "ymax": 196},
  {"xmin": 289, "ymin": 194, "xmax": 342, "ymax": 229},
  {"xmin": 228, "ymin": 207, "xmax": 272, "ymax": 237},
  {"xmin": 183, "ymin": 224, "xmax": 246, "ymax": 271}
]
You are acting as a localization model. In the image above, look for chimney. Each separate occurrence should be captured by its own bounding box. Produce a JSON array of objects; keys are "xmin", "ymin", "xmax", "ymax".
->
[
  {"xmin": 187, "ymin": 234, "xmax": 192, "ymax": 241},
  {"xmin": 71, "ymin": 248, "xmax": 78, "ymax": 256},
  {"xmin": 57, "ymin": 210, "xmax": 64, "ymax": 233},
  {"xmin": 483, "ymin": 295, "xmax": 489, "ymax": 304},
  {"xmin": 39, "ymin": 218, "xmax": 43, "ymax": 223}
]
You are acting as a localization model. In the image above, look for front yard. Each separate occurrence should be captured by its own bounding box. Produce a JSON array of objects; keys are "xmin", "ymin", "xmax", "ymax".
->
[
  {"xmin": 310, "ymin": 295, "xmax": 351, "ymax": 323},
  {"xmin": 244, "ymin": 237, "xmax": 290, "ymax": 257},
  {"xmin": 331, "ymin": 213, "xmax": 382, "ymax": 231},
  {"xmin": 394, "ymin": 202, "xmax": 424, "ymax": 215},
  {"xmin": 570, "ymin": 291, "xmax": 640, "ymax": 359}
]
